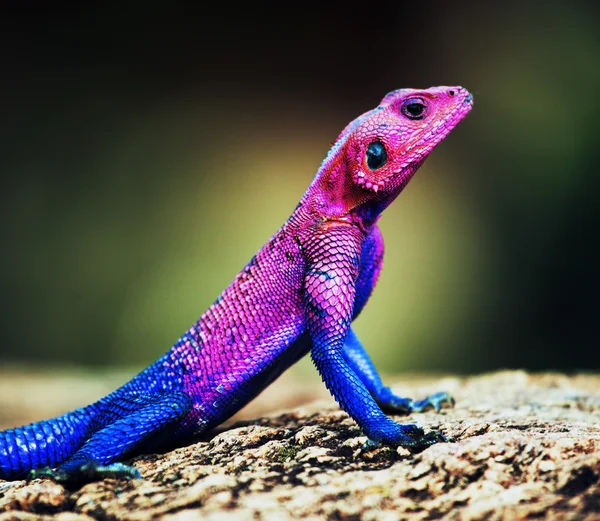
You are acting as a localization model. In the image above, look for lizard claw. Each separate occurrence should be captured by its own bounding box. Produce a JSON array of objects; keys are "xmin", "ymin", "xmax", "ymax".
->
[
  {"xmin": 361, "ymin": 438, "xmax": 381, "ymax": 451},
  {"xmin": 409, "ymin": 391, "xmax": 455, "ymax": 413},
  {"xmin": 27, "ymin": 462, "xmax": 141, "ymax": 485},
  {"xmin": 27, "ymin": 467, "xmax": 72, "ymax": 483},
  {"xmin": 378, "ymin": 390, "xmax": 455, "ymax": 414},
  {"xmin": 403, "ymin": 429, "xmax": 454, "ymax": 452},
  {"xmin": 79, "ymin": 462, "xmax": 142, "ymax": 481},
  {"xmin": 362, "ymin": 422, "xmax": 452, "ymax": 453},
  {"xmin": 360, "ymin": 427, "xmax": 426, "ymax": 451}
]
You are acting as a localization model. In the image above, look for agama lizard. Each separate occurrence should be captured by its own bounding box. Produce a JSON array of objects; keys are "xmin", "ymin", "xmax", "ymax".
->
[{"xmin": 0, "ymin": 86, "xmax": 473, "ymax": 483}]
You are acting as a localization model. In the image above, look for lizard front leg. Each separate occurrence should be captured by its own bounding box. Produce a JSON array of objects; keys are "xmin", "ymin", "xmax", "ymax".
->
[
  {"xmin": 303, "ymin": 224, "xmax": 446, "ymax": 449},
  {"xmin": 342, "ymin": 328, "xmax": 454, "ymax": 414},
  {"xmin": 348, "ymin": 226, "xmax": 453, "ymax": 415}
]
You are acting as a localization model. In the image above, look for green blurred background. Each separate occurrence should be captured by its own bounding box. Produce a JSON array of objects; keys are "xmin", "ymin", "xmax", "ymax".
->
[{"xmin": 1, "ymin": 2, "xmax": 598, "ymax": 376}]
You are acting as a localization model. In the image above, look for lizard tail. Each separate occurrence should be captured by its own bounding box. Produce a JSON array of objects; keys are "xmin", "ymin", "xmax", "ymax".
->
[{"xmin": 0, "ymin": 404, "xmax": 98, "ymax": 480}]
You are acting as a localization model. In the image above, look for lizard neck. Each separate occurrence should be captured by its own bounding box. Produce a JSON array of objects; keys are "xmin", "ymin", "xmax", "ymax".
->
[{"xmin": 294, "ymin": 154, "xmax": 425, "ymax": 233}]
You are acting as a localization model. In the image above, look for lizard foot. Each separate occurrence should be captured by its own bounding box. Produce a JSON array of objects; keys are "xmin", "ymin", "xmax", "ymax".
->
[
  {"xmin": 408, "ymin": 391, "xmax": 455, "ymax": 413},
  {"xmin": 378, "ymin": 389, "xmax": 455, "ymax": 414},
  {"xmin": 364, "ymin": 421, "xmax": 454, "ymax": 453},
  {"xmin": 27, "ymin": 461, "xmax": 141, "ymax": 485}
]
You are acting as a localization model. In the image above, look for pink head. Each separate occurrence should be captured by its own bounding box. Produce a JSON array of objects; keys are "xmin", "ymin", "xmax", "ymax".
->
[{"xmin": 306, "ymin": 86, "xmax": 473, "ymax": 226}]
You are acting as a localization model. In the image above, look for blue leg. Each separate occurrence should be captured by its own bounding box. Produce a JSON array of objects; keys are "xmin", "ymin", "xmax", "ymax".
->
[
  {"xmin": 0, "ymin": 406, "xmax": 98, "ymax": 480},
  {"xmin": 29, "ymin": 391, "xmax": 192, "ymax": 484},
  {"xmin": 305, "ymin": 226, "xmax": 447, "ymax": 450},
  {"xmin": 342, "ymin": 329, "xmax": 454, "ymax": 414}
]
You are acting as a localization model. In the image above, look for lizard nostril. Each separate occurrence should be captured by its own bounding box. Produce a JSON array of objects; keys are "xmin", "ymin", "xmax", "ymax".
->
[{"xmin": 448, "ymin": 89, "xmax": 456, "ymax": 97}]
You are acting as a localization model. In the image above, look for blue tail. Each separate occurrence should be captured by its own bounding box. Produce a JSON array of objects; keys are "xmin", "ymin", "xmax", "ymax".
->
[{"xmin": 0, "ymin": 404, "xmax": 99, "ymax": 480}]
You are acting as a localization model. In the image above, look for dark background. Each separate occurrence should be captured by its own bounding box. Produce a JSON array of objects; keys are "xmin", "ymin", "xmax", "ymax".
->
[{"xmin": 1, "ymin": 2, "xmax": 598, "ymax": 375}]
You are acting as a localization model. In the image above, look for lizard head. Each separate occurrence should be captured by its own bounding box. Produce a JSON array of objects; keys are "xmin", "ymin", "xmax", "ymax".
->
[
  {"xmin": 308, "ymin": 86, "xmax": 472, "ymax": 225},
  {"xmin": 345, "ymin": 86, "xmax": 472, "ymax": 196}
]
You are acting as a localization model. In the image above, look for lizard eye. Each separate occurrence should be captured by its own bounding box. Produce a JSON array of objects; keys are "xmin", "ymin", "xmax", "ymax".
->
[
  {"xmin": 366, "ymin": 141, "xmax": 387, "ymax": 170},
  {"xmin": 401, "ymin": 98, "xmax": 427, "ymax": 120}
]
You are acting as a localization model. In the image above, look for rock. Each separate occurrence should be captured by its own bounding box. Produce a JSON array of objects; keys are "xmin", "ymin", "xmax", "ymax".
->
[{"xmin": 0, "ymin": 371, "xmax": 599, "ymax": 520}]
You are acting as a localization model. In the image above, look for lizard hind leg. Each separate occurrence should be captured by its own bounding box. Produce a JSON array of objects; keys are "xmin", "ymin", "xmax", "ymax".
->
[{"xmin": 29, "ymin": 391, "xmax": 193, "ymax": 485}]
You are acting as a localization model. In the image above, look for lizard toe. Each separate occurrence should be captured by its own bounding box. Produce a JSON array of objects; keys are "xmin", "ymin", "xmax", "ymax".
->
[{"xmin": 409, "ymin": 392, "xmax": 455, "ymax": 413}]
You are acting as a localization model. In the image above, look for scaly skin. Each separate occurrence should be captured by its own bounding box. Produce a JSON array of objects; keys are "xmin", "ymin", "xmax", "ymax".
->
[{"xmin": 0, "ymin": 86, "xmax": 472, "ymax": 484}]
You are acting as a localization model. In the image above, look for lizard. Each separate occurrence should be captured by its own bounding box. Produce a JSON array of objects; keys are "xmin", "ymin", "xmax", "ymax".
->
[{"xmin": 0, "ymin": 86, "xmax": 473, "ymax": 484}]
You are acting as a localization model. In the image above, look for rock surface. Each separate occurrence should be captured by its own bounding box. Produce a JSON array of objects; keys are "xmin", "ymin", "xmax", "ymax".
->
[{"xmin": 0, "ymin": 371, "xmax": 599, "ymax": 521}]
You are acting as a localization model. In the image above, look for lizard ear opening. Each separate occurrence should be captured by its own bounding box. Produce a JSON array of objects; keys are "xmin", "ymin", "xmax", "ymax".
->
[
  {"xmin": 366, "ymin": 141, "xmax": 387, "ymax": 170},
  {"xmin": 353, "ymin": 140, "xmax": 390, "ymax": 192}
]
